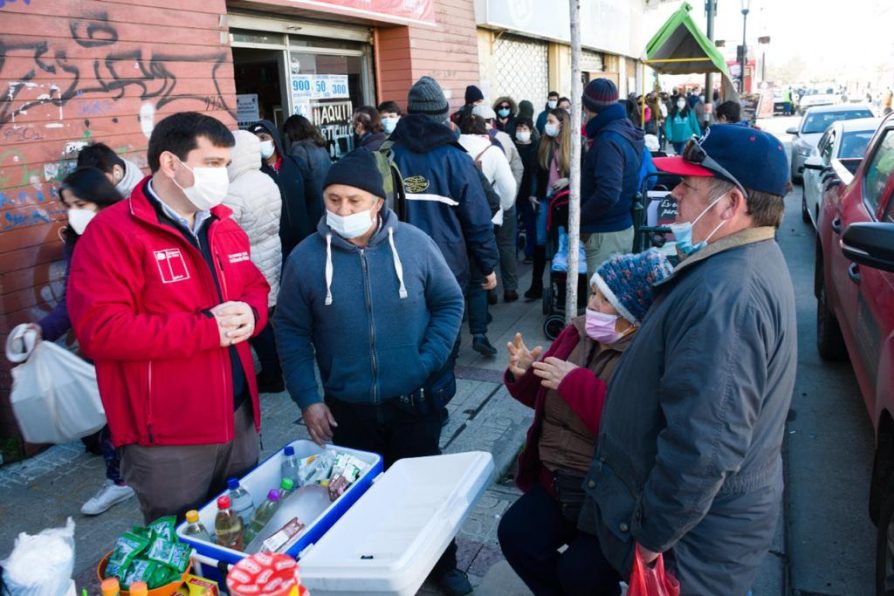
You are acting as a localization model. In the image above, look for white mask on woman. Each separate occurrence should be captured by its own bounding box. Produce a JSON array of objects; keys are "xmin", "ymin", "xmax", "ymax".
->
[
  {"xmin": 67, "ymin": 208, "xmax": 96, "ymax": 235},
  {"xmin": 544, "ymin": 123, "xmax": 560, "ymax": 138}
]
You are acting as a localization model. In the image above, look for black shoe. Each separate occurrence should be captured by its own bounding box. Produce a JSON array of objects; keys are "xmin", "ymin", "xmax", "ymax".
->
[
  {"xmin": 472, "ymin": 334, "xmax": 497, "ymax": 356},
  {"xmin": 524, "ymin": 286, "xmax": 542, "ymax": 301},
  {"xmin": 487, "ymin": 289, "xmax": 498, "ymax": 305},
  {"xmin": 504, "ymin": 289, "xmax": 519, "ymax": 303},
  {"xmin": 256, "ymin": 373, "xmax": 285, "ymax": 394},
  {"xmin": 436, "ymin": 568, "xmax": 473, "ymax": 596}
]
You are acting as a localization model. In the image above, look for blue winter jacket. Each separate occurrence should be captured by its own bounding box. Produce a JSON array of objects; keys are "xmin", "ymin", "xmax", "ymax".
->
[
  {"xmin": 275, "ymin": 208, "xmax": 464, "ymax": 410},
  {"xmin": 389, "ymin": 115, "xmax": 499, "ymax": 290},
  {"xmin": 581, "ymin": 103, "xmax": 645, "ymax": 233}
]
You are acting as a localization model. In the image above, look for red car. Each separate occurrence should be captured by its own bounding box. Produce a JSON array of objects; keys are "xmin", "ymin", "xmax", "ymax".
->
[{"xmin": 814, "ymin": 112, "xmax": 894, "ymax": 594}]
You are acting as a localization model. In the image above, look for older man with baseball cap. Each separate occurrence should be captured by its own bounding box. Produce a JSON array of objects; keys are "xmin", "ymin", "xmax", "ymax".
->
[{"xmin": 575, "ymin": 125, "xmax": 797, "ymax": 595}]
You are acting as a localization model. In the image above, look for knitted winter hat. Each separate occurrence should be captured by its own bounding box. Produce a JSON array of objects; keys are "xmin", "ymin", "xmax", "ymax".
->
[
  {"xmin": 323, "ymin": 149, "xmax": 385, "ymax": 200},
  {"xmin": 464, "ymin": 85, "xmax": 484, "ymax": 104},
  {"xmin": 407, "ymin": 76, "xmax": 450, "ymax": 122},
  {"xmin": 590, "ymin": 248, "xmax": 673, "ymax": 323},
  {"xmin": 583, "ymin": 78, "xmax": 619, "ymax": 113},
  {"xmin": 518, "ymin": 100, "xmax": 535, "ymax": 119}
]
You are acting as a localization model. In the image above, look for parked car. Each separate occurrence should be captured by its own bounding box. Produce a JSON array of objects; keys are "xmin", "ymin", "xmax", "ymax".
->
[
  {"xmin": 773, "ymin": 89, "xmax": 787, "ymax": 115},
  {"xmin": 801, "ymin": 117, "xmax": 881, "ymax": 226},
  {"xmin": 798, "ymin": 87, "xmax": 842, "ymax": 114},
  {"xmin": 814, "ymin": 112, "xmax": 894, "ymax": 595},
  {"xmin": 787, "ymin": 104, "xmax": 875, "ymax": 183}
]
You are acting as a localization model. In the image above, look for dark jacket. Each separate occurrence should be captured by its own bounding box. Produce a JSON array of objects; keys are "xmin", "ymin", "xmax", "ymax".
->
[
  {"xmin": 357, "ymin": 131, "xmax": 387, "ymax": 151},
  {"xmin": 388, "ymin": 115, "xmax": 499, "ymax": 290},
  {"xmin": 288, "ymin": 138, "xmax": 331, "ymax": 229},
  {"xmin": 275, "ymin": 208, "xmax": 464, "ymax": 410},
  {"xmin": 514, "ymin": 140, "xmax": 539, "ymax": 203},
  {"xmin": 578, "ymin": 228, "xmax": 797, "ymax": 595},
  {"xmin": 536, "ymin": 102, "xmax": 551, "ymax": 134},
  {"xmin": 580, "ymin": 103, "xmax": 644, "ymax": 233},
  {"xmin": 38, "ymin": 234, "xmax": 76, "ymax": 342},
  {"xmin": 253, "ymin": 120, "xmax": 314, "ymax": 258}
]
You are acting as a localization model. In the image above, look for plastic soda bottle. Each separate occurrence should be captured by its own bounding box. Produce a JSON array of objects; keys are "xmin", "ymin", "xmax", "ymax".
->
[
  {"xmin": 183, "ymin": 509, "xmax": 212, "ymax": 542},
  {"xmin": 245, "ymin": 489, "xmax": 283, "ymax": 543},
  {"xmin": 129, "ymin": 582, "xmax": 148, "ymax": 596},
  {"xmin": 227, "ymin": 477, "xmax": 256, "ymax": 525},
  {"xmin": 215, "ymin": 495, "xmax": 245, "ymax": 551},
  {"xmin": 281, "ymin": 445, "xmax": 301, "ymax": 488},
  {"xmin": 279, "ymin": 477, "xmax": 295, "ymax": 499},
  {"xmin": 100, "ymin": 578, "xmax": 120, "ymax": 596}
]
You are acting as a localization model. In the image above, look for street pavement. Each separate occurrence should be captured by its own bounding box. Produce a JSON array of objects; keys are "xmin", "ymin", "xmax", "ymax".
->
[{"xmin": 0, "ymin": 116, "xmax": 879, "ymax": 595}]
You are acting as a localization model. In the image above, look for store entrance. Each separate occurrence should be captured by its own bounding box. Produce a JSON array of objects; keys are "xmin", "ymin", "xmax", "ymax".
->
[{"xmin": 233, "ymin": 48, "xmax": 286, "ymax": 128}]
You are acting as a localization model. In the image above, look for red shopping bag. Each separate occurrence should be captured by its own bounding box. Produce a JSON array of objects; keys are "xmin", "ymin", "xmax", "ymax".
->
[{"xmin": 628, "ymin": 546, "xmax": 680, "ymax": 596}]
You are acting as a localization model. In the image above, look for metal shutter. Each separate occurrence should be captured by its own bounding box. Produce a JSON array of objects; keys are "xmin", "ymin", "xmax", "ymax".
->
[{"xmin": 493, "ymin": 34, "xmax": 549, "ymax": 105}]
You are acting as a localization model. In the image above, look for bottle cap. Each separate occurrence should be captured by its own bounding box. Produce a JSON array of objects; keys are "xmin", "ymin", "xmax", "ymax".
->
[
  {"xmin": 280, "ymin": 478, "xmax": 294, "ymax": 491},
  {"xmin": 227, "ymin": 477, "xmax": 240, "ymax": 490},
  {"xmin": 284, "ymin": 445, "xmax": 295, "ymax": 456},
  {"xmin": 217, "ymin": 495, "xmax": 232, "ymax": 509},
  {"xmin": 100, "ymin": 577, "xmax": 120, "ymax": 596},
  {"xmin": 185, "ymin": 509, "xmax": 200, "ymax": 523},
  {"xmin": 267, "ymin": 489, "xmax": 281, "ymax": 501},
  {"xmin": 129, "ymin": 581, "xmax": 149, "ymax": 596}
]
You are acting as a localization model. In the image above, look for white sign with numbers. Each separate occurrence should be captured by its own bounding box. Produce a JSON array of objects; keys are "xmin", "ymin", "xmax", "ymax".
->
[{"xmin": 291, "ymin": 74, "xmax": 349, "ymax": 105}]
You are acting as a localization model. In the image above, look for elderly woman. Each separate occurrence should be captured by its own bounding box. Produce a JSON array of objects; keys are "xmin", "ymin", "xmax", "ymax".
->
[{"xmin": 498, "ymin": 249, "xmax": 673, "ymax": 595}]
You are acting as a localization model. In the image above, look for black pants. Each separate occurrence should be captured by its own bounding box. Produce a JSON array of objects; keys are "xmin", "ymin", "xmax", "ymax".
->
[
  {"xmin": 498, "ymin": 484, "xmax": 621, "ymax": 596},
  {"xmin": 327, "ymin": 397, "xmax": 458, "ymax": 576}
]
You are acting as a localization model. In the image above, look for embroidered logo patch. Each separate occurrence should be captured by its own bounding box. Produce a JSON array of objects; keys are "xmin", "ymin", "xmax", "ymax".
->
[
  {"xmin": 228, "ymin": 251, "xmax": 250, "ymax": 264},
  {"xmin": 403, "ymin": 176, "xmax": 430, "ymax": 193},
  {"xmin": 154, "ymin": 248, "xmax": 190, "ymax": 283}
]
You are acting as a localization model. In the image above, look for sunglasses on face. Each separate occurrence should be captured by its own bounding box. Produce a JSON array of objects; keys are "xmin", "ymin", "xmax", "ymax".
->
[
  {"xmin": 499, "ymin": 105, "xmax": 510, "ymax": 110},
  {"xmin": 681, "ymin": 136, "xmax": 746, "ymax": 194}
]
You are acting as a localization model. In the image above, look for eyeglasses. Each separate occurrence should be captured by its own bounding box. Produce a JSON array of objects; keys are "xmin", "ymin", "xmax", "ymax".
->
[{"xmin": 682, "ymin": 136, "xmax": 746, "ymax": 194}]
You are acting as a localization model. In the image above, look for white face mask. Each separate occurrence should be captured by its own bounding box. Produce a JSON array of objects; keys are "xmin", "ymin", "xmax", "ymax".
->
[
  {"xmin": 547, "ymin": 99, "xmax": 558, "ymax": 110},
  {"xmin": 516, "ymin": 130, "xmax": 532, "ymax": 143},
  {"xmin": 173, "ymin": 159, "xmax": 229, "ymax": 211},
  {"xmin": 382, "ymin": 116, "xmax": 400, "ymax": 135},
  {"xmin": 544, "ymin": 123, "xmax": 560, "ymax": 138},
  {"xmin": 67, "ymin": 208, "xmax": 96, "ymax": 235},
  {"xmin": 259, "ymin": 140, "xmax": 275, "ymax": 160},
  {"xmin": 677, "ymin": 100, "xmax": 687, "ymax": 110},
  {"xmin": 326, "ymin": 208, "xmax": 375, "ymax": 239}
]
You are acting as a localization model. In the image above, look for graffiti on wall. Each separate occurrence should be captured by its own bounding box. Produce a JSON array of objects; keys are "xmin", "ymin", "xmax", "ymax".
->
[{"xmin": 0, "ymin": 0, "xmax": 32, "ymax": 9}]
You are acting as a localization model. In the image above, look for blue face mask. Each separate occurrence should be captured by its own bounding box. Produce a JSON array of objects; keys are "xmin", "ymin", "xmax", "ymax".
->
[
  {"xmin": 668, "ymin": 192, "xmax": 728, "ymax": 255},
  {"xmin": 497, "ymin": 108, "xmax": 511, "ymax": 118}
]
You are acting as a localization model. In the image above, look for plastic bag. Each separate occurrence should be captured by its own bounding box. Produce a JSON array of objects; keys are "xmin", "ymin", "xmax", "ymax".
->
[
  {"xmin": 6, "ymin": 324, "xmax": 105, "ymax": 444},
  {"xmin": 0, "ymin": 518, "xmax": 76, "ymax": 596},
  {"xmin": 551, "ymin": 226, "xmax": 587, "ymax": 274},
  {"xmin": 628, "ymin": 547, "xmax": 680, "ymax": 596}
]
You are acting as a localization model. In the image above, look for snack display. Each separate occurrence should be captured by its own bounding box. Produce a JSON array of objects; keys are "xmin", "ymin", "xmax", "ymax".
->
[
  {"xmin": 100, "ymin": 517, "xmax": 192, "ymax": 591},
  {"xmin": 175, "ymin": 575, "xmax": 221, "ymax": 596}
]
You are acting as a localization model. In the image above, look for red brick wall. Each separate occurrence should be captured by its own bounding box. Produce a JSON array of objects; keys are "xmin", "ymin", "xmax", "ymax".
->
[{"xmin": 0, "ymin": 0, "xmax": 236, "ymax": 447}]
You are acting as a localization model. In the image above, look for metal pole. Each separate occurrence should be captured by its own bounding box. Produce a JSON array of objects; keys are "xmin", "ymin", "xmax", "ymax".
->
[
  {"xmin": 705, "ymin": 0, "xmax": 715, "ymax": 103},
  {"xmin": 566, "ymin": 0, "xmax": 582, "ymax": 322},
  {"xmin": 740, "ymin": 8, "xmax": 749, "ymax": 93}
]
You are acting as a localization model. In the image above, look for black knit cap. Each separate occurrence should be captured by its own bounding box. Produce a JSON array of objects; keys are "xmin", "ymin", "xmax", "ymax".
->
[
  {"xmin": 465, "ymin": 85, "xmax": 484, "ymax": 104},
  {"xmin": 583, "ymin": 78, "xmax": 619, "ymax": 112},
  {"xmin": 323, "ymin": 149, "xmax": 385, "ymax": 199}
]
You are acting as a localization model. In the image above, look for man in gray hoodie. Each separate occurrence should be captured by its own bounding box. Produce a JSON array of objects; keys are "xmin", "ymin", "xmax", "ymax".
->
[{"xmin": 77, "ymin": 142, "xmax": 143, "ymax": 197}]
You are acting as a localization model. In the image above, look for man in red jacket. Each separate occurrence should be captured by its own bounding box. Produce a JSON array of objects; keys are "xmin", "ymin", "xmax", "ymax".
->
[{"xmin": 68, "ymin": 112, "xmax": 270, "ymax": 522}]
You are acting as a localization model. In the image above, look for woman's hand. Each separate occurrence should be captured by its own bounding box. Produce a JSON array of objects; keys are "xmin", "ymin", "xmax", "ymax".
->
[
  {"xmin": 551, "ymin": 177, "xmax": 569, "ymax": 191},
  {"xmin": 531, "ymin": 357, "xmax": 578, "ymax": 390},
  {"xmin": 507, "ymin": 332, "xmax": 543, "ymax": 377}
]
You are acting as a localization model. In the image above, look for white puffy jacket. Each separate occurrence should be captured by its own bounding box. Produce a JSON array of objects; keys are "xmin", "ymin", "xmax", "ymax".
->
[
  {"xmin": 458, "ymin": 134, "xmax": 517, "ymax": 226},
  {"xmin": 226, "ymin": 130, "xmax": 282, "ymax": 307}
]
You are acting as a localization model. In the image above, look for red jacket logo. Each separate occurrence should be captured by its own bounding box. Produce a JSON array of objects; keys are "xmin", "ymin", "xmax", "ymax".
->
[{"xmin": 154, "ymin": 248, "xmax": 190, "ymax": 283}]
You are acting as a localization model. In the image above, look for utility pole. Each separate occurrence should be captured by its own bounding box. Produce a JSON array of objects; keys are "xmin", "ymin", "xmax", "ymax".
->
[
  {"xmin": 705, "ymin": 0, "xmax": 715, "ymax": 102},
  {"xmin": 565, "ymin": 0, "xmax": 582, "ymax": 322}
]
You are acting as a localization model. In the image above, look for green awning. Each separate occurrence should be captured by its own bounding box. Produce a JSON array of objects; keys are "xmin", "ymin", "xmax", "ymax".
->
[{"xmin": 644, "ymin": 2, "xmax": 737, "ymax": 99}]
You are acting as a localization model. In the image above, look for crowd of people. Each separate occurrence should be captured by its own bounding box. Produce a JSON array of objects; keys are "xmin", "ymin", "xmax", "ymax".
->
[{"xmin": 28, "ymin": 71, "xmax": 795, "ymax": 595}]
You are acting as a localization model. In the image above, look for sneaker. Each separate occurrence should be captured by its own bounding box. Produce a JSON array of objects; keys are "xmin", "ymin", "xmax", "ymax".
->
[
  {"xmin": 436, "ymin": 568, "xmax": 473, "ymax": 596},
  {"xmin": 81, "ymin": 480, "xmax": 135, "ymax": 516},
  {"xmin": 472, "ymin": 334, "xmax": 497, "ymax": 357}
]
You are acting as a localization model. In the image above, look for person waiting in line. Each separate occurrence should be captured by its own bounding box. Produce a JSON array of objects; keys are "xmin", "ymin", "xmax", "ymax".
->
[
  {"xmin": 665, "ymin": 94, "xmax": 701, "ymax": 154},
  {"xmin": 458, "ymin": 114, "xmax": 517, "ymax": 356},
  {"xmin": 715, "ymin": 100, "xmax": 749, "ymax": 126},
  {"xmin": 622, "ymin": 99, "xmax": 659, "ymax": 192},
  {"xmin": 492, "ymin": 96, "xmax": 518, "ymax": 135},
  {"xmin": 251, "ymin": 120, "xmax": 315, "ymax": 261},
  {"xmin": 274, "ymin": 150, "xmax": 468, "ymax": 596},
  {"xmin": 513, "ymin": 116, "xmax": 540, "ymax": 265},
  {"xmin": 76, "ymin": 142, "xmax": 143, "ymax": 198},
  {"xmin": 352, "ymin": 106, "xmax": 387, "ymax": 151},
  {"xmin": 283, "ymin": 114, "xmax": 331, "ymax": 234},
  {"xmin": 557, "ymin": 96, "xmax": 572, "ymax": 113},
  {"xmin": 377, "ymin": 100, "xmax": 403, "ymax": 137},
  {"xmin": 524, "ymin": 108, "xmax": 572, "ymax": 301},
  {"xmin": 225, "ymin": 131, "xmax": 284, "ymax": 393},
  {"xmin": 28, "ymin": 167, "xmax": 135, "ymax": 517},
  {"xmin": 515, "ymin": 100, "xmax": 536, "ymax": 140},
  {"xmin": 536, "ymin": 91, "xmax": 560, "ymax": 134},
  {"xmin": 498, "ymin": 250, "xmax": 673, "ymax": 595},
  {"xmin": 450, "ymin": 84, "xmax": 485, "ymax": 125}
]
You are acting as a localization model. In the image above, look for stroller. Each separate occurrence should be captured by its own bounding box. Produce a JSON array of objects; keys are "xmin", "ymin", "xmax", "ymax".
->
[{"xmin": 541, "ymin": 190, "xmax": 590, "ymax": 340}]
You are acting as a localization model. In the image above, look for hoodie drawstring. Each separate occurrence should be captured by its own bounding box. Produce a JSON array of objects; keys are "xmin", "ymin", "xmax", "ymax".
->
[
  {"xmin": 325, "ymin": 233, "xmax": 334, "ymax": 306},
  {"xmin": 388, "ymin": 228, "xmax": 408, "ymax": 300}
]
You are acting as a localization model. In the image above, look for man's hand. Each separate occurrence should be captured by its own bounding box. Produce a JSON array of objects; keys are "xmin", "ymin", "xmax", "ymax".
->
[
  {"xmin": 528, "ymin": 196, "xmax": 540, "ymax": 209},
  {"xmin": 482, "ymin": 272, "xmax": 498, "ymax": 290},
  {"xmin": 302, "ymin": 402, "xmax": 338, "ymax": 447},
  {"xmin": 636, "ymin": 542, "xmax": 660, "ymax": 566},
  {"xmin": 531, "ymin": 357, "xmax": 578, "ymax": 390},
  {"xmin": 506, "ymin": 332, "xmax": 543, "ymax": 377},
  {"xmin": 211, "ymin": 301, "xmax": 255, "ymax": 346}
]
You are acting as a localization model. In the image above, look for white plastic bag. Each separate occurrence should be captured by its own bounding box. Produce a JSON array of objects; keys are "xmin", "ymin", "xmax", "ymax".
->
[
  {"xmin": 0, "ymin": 518, "xmax": 76, "ymax": 596},
  {"xmin": 5, "ymin": 324, "xmax": 105, "ymax": 444}
]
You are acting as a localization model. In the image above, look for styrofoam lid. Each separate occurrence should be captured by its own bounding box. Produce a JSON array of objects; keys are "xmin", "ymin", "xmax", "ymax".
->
[{"xmin": 299, "ymin": 451, "xmax": 494, "ymax": 595}]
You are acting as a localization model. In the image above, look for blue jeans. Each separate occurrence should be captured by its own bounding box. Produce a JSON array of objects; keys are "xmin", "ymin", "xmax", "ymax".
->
[
  {"xmin": 517, "ymin": 195, "xmax": 537, "ymax": 259},
  {"xmin": 99, "ymin": 425, "xmax": 122, "ymax": 483}
]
